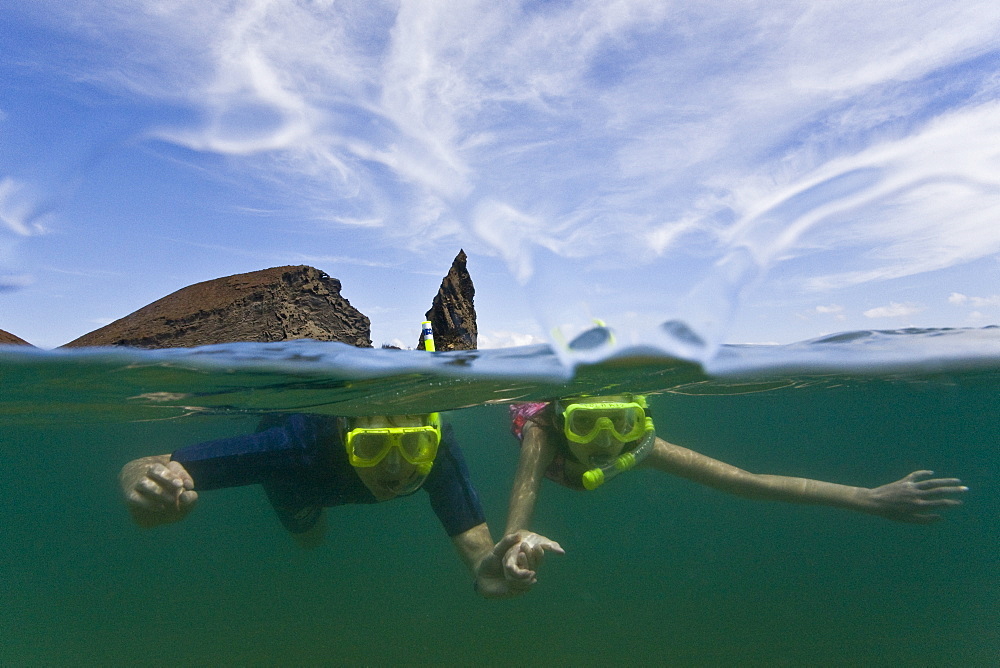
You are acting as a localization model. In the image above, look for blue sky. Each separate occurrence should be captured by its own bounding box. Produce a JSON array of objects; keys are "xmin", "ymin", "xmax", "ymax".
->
[{"xmin": 3, "ymin": 1, "xmax": 1000, "ymax": 357}]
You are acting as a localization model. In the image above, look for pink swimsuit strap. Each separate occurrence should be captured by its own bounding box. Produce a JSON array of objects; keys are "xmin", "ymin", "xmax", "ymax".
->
[
  {"xmin": 508, "ymin": 402, "xmax": 585, "ymax": 490},
  {"xmin": 509, "ymin": 402, "xmax": 550, "ymax": 440}
]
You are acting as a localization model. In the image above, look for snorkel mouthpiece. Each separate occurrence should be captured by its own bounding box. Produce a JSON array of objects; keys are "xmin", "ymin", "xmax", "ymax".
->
[
  {"xmin": 581, "ymin": 420, "xmax": 656, "ymax": 490},
  {"xmin": 393, "ymin": 465, "xmax": 432, "ymax": 496}
]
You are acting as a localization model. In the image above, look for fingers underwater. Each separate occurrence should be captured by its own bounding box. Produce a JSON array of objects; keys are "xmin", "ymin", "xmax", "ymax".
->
[
  {"xmin": 923, "ymin": 497, "xmax": 964, "ymax": 507},
  {"xmin": 914, "ymin": 477, "xmax": 966, "ymax": 490},
  {"xmin": 493, "ymin": 533, "xmax": 522, "ymax": 558},
  {"xmin": 177, "ymin": 489, "xmax": 198, "ymax": 507}
]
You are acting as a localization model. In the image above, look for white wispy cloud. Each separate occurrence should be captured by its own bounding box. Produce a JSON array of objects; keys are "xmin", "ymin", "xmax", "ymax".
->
[
  {"xmin": 814, "ymin": 304, "xmax": 847, "ymax": 321},
  {"xmin": 735, "ymin": 101, "xmax": 1000, "ymax": 292},
  {"xmin": 0, "ymin": 178, "xmax": 47, "ymax": 237},
  {"xmin": 948, "ymin": 291, "xmax": 1000, "ymax": 307},
  {"xmin": 124, "ymin": 5, "xmax": 999, "ymax": 274},
  {"xmin": 478, "ymin": 330, "xmax": 546, "ymax": 349},
  {"xmin": 863, "ymin": 302, "xmax": 925, "ymax": 318},
  {"xmin": 948, "ymin": 292, "xmax": 968, "ymax": 304}
]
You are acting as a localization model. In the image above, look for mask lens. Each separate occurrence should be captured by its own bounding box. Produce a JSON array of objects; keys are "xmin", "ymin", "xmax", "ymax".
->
[
  {"xmin": 350, "ymin": 431, "xmax": 391, "ymax": 463},
  {"xmin": 567, "ymin": 411, "xmax": 600, "ymax": 438},
  {"xmin": 610, "ymin": 409, "xmax": 638, "ymax": 437},
  {"xmin": 399, "ymin": 430, "xmax": 438, "ymax": 462},
  {"xmin": 564, "ymin": 403, "xmax": 645, "ymax": 442}
]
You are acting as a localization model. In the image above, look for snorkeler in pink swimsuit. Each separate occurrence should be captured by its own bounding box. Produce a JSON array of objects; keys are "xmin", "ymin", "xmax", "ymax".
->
[{"xmin": 501, "ymin": 394, "xmax": 968, "ymax": 589}]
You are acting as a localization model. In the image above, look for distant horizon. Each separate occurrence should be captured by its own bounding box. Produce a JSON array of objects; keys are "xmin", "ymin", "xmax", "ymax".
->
[{"xmin": 2, "ymin": 260, "xmax": 999, "ymax": 350}]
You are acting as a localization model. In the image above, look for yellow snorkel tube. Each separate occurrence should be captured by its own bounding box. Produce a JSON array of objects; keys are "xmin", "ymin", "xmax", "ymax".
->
[
  {"xmin": 421, "ymin": 320, "xmax": 436, "ymax": 352},
  {"xmin": 581, "ymin": 418, "xmax": 656, "ymax": 490}
]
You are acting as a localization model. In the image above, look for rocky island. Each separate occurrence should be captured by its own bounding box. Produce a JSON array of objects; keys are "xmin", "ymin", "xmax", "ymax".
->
[
  {"xmin": 49, "ymin": 251, "xmax": 476, "ymax": 350},
  {"xmin": 418, "ymin": 250, "xmax": 477, "ymax": 351},
  {"xmin": 62, "ymin": 265, "xmax": 372, "ymax": 349}
]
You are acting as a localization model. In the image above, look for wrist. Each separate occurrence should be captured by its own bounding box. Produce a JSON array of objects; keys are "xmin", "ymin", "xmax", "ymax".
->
[
  {"xmin": 850, "ymin": 486, "xmax": 879, "ymax": 513},
  {"xmin": 473, "ymin": 575, "xmax": 508, "ymax": 599}
]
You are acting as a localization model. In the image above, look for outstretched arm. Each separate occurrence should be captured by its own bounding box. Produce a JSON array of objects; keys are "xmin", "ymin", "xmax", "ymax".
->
[
  {"xmin": 504, "ymin": 421, "xmax": 556, "ymax": 536},
  {"xmin": 498, "ymin": 422, "xmax": 565, "ymax": 588},
  {"xmin": 645, "ymin": 438, "xmax": 967, "ymax": 523},
  {"xmin": 119, "ymin": 455, "xmax": 198, "ymax": 528}
]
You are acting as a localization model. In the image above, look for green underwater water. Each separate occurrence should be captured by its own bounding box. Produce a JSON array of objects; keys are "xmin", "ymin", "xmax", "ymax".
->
[{"xmin": 1, "ymin": 354, "xmax": 998, "ymax": 666}]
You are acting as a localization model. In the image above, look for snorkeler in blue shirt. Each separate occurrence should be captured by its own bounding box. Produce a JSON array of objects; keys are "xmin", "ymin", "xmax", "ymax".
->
[{"xmin": 119, "ymin": 412, "xmax": 563, "ymax": 598}]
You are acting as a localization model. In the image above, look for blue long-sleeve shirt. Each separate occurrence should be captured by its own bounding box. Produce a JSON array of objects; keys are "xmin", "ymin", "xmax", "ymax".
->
[{"xmin": 171, "ymin": 414, "xmax": 485, "ymax": 537}]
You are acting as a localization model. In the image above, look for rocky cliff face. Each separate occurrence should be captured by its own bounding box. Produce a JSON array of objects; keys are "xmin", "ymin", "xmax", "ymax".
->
[
  {"xmin": 0, "ymin": 329, "xmax": 31, "ymax": 346},
  {"xmin": 418, "ymin": 250, "xmax": 477, "ymax": 351},
  {"xmin": 62, "ymin": 266, "xmax": 372, "ymax": 349}
]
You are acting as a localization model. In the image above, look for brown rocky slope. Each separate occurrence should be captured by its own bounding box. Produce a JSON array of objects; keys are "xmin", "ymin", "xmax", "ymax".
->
[
  {"xmin": 62, "ymin": 266, "xmax": 371, "ymax": 349},
  {"xmin": 0, "ymin": 329, "xmax": 31, "ymax": 346}
]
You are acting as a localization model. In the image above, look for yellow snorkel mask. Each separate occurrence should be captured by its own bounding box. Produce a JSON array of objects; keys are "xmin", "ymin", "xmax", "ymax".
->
[
  {"xmin": 345, "ymin": 413, "xmax": 442, "ymax": 477},
  {"xmin": 561, "ymin": 396, "xmax": 649, "ymax": 444},
  {"xmin": 556, "ymin": 395, "xmax": 657, "ymax": 490}
]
